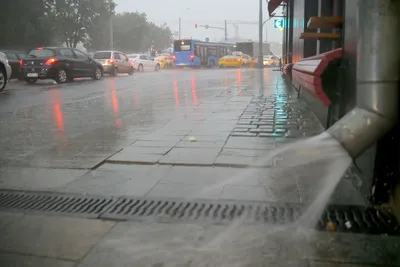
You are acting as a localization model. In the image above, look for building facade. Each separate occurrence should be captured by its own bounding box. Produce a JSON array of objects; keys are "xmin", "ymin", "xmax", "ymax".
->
[{"xmin": 270, "ymin": 0, "xmax": 400, "ymax": 211}]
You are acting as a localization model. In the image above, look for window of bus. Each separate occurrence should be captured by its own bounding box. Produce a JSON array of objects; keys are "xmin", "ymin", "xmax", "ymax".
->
[
  {"xmin": 195, "ymin": 45, "xmax": 200, "ymax": 56},
  {"xmin": 207, "ymin": 47, "xmax": 217, "ymax": 57},
  {"xmin": 174, "ymin": 40, "xmax": 192, "ymax": 51},
  {"xmin": 217, "ymin": 47, "xmax": 227, "ymax": 57}
]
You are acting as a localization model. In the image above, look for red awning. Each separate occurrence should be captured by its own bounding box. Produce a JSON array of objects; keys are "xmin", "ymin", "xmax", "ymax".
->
[{"xmin": 267, "ymin": 0, "xmax": 288, "ymax": 17}]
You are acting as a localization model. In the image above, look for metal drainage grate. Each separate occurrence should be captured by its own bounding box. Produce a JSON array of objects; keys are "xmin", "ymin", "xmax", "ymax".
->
[
  {"xmin": 0, "ymin": 190, "xmax": 116, "ymax": 218},
  {"xmin": 317, "ymin": 205, "xmax": 400, "ymax": 235},
  {"xmin": 101, "ymin": 198, "xmax": 304, "ymax": 224},
  {"xmin": 101, "ymin": 198, "xmax": 400, "ymax": 235},
  {"xmin": 0, "ymin": 190, "xmax": 399, "ymax": 235}
]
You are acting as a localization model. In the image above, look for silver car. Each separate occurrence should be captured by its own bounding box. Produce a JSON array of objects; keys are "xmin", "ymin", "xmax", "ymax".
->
[
  {"xmin": 92, "ymin": 51, "xmax": 134, "ymax": 76},
  {"xmin": 0, "ymin": 52, "xmax": 12, "ymax": 91}
]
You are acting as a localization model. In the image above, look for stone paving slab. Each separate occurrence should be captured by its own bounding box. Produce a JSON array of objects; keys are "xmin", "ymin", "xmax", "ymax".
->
[
  {"xmin": 0, "ymin": 167, "xmax": 87, "ymax": 191},
  {"xmin": 145, "ymin": 182, "xmax": 223, "ymax": 199},
  {"xmin": 0, "ymin": 253, "xmax": 75, "ymax": 267},
  {"xmin": 0, "ymin": 212, "xmax": 24, "ymax": 229},
  {"xmin": 75, "ymin": 220, "xmax": 400, "ymax": 267},
  {"xmin": 55, "ymin": 165, "xmax": 170, "ymax": 197},
  {"xmin": 0, "ymin": 214, "xmax": 115, "ymax": 261},
  {"xmin": 158, "ymin": 166, "xmax": 263, "ymax": 188},
  {"xmin": 159, "ymin": 147, "xmax": 221, "ymax": 166}
]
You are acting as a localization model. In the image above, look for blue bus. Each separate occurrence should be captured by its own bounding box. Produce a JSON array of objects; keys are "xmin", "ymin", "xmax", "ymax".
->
[{"xmin": 173, "ymin": 39, "xmax": 236, "ymax": 68}]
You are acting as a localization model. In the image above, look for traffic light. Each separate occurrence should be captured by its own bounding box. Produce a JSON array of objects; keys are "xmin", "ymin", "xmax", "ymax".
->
[{"xmin": 195, "ymin": 23, "xmax": 198, "ymax": 28}]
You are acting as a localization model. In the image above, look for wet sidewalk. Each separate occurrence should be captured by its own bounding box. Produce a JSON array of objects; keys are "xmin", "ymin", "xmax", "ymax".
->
[
  {"xmin": 1, "ymin": 210, "xmax": 399, "ymax": 267},
  {"xmin": 0, "ymin": 70, "xmax": 397, "ymax": 266},
  {"xmin": 0, "ymin": 70, "xmax": 362, "ymax": 204}
]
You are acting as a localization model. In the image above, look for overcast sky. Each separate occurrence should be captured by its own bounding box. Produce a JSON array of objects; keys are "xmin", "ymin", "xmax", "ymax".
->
[{"xmin": 114, "ymin": 0, "xmax": 284, "ymax": 43}]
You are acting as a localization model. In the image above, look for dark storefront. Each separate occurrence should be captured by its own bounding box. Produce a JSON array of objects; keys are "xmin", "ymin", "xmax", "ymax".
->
[{"xmin": 274, "ymin": 0, "xmax": 400, "ymax": 215}]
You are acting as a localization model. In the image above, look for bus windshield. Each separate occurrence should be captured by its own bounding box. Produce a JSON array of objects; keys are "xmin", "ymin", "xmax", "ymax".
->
[{"xmin": 174, "ymin": 40, "xmax": 192, "ymax": 52}]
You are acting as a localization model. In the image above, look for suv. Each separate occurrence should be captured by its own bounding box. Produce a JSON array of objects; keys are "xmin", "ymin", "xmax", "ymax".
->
[
  {"xmin": 92, "ymin": 51, "xmax": 134, "ymax": 76},
  {"xmin": 0, "ymin": 52, "xmax": 12, "ymax": 92}
]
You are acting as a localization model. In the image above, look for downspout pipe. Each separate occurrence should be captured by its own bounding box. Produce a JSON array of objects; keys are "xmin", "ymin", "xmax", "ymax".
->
[{"xmin": 327, "ymin": 0, "xmax": 400, "ymax": 159}]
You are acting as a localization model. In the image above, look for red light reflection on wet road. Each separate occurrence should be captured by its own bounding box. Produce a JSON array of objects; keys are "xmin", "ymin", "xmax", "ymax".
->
[
  {"xmin": 236, "ymin": 70, "xmax": 243, "ymax": 96},
  {"xmin": 49, "ymin": 88, "xmax": 67, "ymax": 149},
  {"xmin": 133, "ymin": 88, "xmax": 140, "ymax": 108},
  {"xmin": 111, "ymin": 89, "xmax": 121, "ymax": 127},
  {"xmin": 191, "ymin": 75, "xmax": 198, "ymax": 105},
  {"xmin": 265, "ymin": 69, "xmax": 270, "ymax": 83},
  {"xmin": 173, "ymin": 81, "xmax": 180, "ymax": 105},
  {"xmin": 49, "ymin": 88, "xmax": 64, "ymax": 133},
  {"xmin": 53, "ymin": 103, "xmax": 64, "ymax": 132}
]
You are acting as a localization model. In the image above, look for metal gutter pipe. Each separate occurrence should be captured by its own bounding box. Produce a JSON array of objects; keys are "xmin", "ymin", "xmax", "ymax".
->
[{"xmin": 327, "ymin": 0, "xmax": 400, "ymax": 159}]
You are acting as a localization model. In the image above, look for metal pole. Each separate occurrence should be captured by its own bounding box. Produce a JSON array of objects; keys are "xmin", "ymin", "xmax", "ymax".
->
[
  {"xmin": 110, "ymin": 15, "xmax": 113, "ymax": 51},
  {"xmin": 179, "ymin": 17, "xmax": 182, "ymax": 39},
  {"xmin": 327, "ymin": 0, "xmax": 400, "ymax": 159},
  {"xmin": 258, "ymin": 0, "xmax": 264, "ymax": 68},
  {"xmin": 224, "ymin": 20, "xmax": 228, "ymax": 41}
]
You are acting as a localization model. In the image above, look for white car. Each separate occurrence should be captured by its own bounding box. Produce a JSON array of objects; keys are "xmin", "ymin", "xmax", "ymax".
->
[
  {"xmin": 0, "ymin": 52, "xmax": 12, "ymax": 92},
  {"xmin": 127, "ymin": 54, "xmax": 161, "ymax": 72}
]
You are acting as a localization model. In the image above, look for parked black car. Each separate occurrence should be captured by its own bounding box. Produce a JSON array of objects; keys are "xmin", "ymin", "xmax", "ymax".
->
[
  {"xmin": 20, "ymin": 47, "xmax": 103, "ymax": 84},
  {"xmin": 1, "ymin": 50, "xmax": 27, "ymax": 80}
]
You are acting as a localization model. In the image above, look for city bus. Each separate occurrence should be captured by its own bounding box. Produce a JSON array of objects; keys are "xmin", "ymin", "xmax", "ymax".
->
[{"xmin": 173, "ymin": 39, "xmax": 236, "ymax": 68}]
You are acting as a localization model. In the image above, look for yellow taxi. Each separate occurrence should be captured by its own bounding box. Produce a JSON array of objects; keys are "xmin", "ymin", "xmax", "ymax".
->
[
  {"xmin": 218, "ymin": 52, "xmax": 257, "ymax": 68},
  {"xmin": 154, "ymin": 55, "xmax": 175, "ymax": 69}
]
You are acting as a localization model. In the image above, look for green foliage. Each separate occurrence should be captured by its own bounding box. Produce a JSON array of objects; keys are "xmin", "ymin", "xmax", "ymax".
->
[
  {"xmin": 0, "ymin": 0, "xmax": 55, "ymax": 50},
  {"xmin": 47, "ymin": 0, "xmax": 114, "ymax": 48},
  {"xmin": 0, "ymin": 0, "xmax": 172, "ymax": 52},
  {"xmin": 88, "ymin": 11, "xmax": 173, "ymax": 52}
]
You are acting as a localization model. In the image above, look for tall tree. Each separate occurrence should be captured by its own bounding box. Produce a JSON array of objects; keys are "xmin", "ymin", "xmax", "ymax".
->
[
  {"xmin": 112, "ymin": 12, "xmax": 149, "ymax": 52},
  {"xmin": 111, "ymin": 12, "xmax": 172, "ymax": 53},
  {"xmin": 145, "ymin": 23, "xmax": 173, "ymax": 51},
  {"xmin": 47, "ymin": 0, "xmax": 115, "ymax": 48},
  {"xmin": 0, "ymin": 0, "xmax": 55, "ymax": 50},
  {"xmin": 83, "ymin": 2, "xmax": 115, "ymax": 51}
]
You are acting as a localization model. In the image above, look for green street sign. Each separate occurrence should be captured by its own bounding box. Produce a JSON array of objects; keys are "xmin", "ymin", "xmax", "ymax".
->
[{"xmin": 274, "ymin": 19, "xmax": 284, "ymax": 29}]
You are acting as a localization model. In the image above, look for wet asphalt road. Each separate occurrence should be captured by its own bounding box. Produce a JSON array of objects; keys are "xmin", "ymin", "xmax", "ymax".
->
[{"xmin": 0, "ymin": 68, "xmax": 254, "ymax": 169}]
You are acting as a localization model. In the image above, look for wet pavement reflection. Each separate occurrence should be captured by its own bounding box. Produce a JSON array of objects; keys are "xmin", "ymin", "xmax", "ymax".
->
[{"xmin": 0, "ymin": 69, "xmax": 254, "ymax": 169}]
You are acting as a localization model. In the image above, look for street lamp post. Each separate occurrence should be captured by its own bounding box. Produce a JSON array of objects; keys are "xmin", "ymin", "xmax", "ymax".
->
[
  {"xmin": 110, "ymin": 2, "xmax": 116, "ymax": 51},
  {"xmin": 179, "ymin": 17, "xmax": 182, "ymax": 39},
  {"xmin": 258, "ymin": 0, "xmax": 264, "ymax": 69}
]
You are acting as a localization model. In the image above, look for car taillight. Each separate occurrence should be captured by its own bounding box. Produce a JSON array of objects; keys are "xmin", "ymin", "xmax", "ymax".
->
[
  {"xmin": 108, "ymin": 59, "xmax": 114, "ymax": 64},
  {"xmin": 20, "ymin": 60, "xmax": 23, "ymax": 67},
  {"xmin": 189, "ymin": 54, "xmax": 195, "ymax": 61},
  {"xmin": 45, "ymin": 58, "xmax": 57, "ymax": 65}
]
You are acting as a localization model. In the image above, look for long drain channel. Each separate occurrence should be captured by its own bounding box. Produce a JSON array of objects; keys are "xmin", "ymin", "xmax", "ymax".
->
[{"xmin": 0, "ymin": 190, "xmax": 398, "ymax": 236}]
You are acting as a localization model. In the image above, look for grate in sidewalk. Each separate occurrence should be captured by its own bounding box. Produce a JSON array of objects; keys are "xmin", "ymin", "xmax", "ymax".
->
[
  {"xmin": 100, "ymin": 198, "xmax": 303, "ymax": 224},
  {"xmin": 0, "ymin": 190, "xmax": 398, "ymax": 235},
  {"xmin": 0, "ymin": 190, "xmax": 116, "ymax": 218}
]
